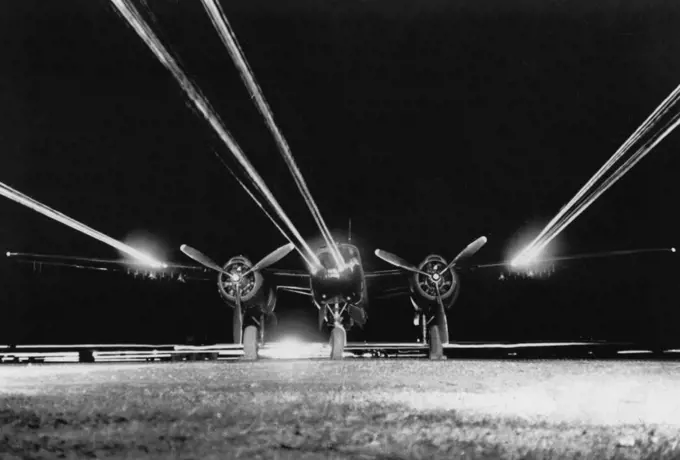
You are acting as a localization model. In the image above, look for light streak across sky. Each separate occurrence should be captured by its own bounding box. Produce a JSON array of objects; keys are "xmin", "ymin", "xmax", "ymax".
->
[
  {"xmin": 512, "ymin": 84, "xmax": 680, "ymax": 267},
  {"xmin": 523, "ymin": 111, "xmax": 680, "ymax": 262},
  {"xmin": 200, "ymin": 0, "xmax": 345, "ymax": 269},
  {"xmin": 0, "ymin": 181, "xmax": 166, "ymax": 268},
  {"xmin": 108, "ymin": 0, "xmax": 321, "ymax": 270},
  {"xmin": 523, "ymin": 82, "xmax": 680, "ymax": 257},
  {"xmin": 213, "ymin": 152, "xmax": 317, "ymax": 271}
]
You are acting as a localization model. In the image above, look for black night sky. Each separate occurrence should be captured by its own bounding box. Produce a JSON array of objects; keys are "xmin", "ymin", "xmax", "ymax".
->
[{"xmin": 0, "ymin": 0, "xmax": 678, "ymax": 346}]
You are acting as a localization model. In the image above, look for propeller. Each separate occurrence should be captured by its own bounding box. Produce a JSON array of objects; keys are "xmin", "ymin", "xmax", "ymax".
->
[
  {"xmin": 233, "ymin": 285, "xmax": 243, "ymax": 344},
  {"xmin": 442, "ymin": 236, "xmax": 488, "ymax": 273},
  {"xmin": 242, "ymin": 242, "xmax": 295, "ymax": 277},
  {"xmin": 374, "ymin": 249, "xmax": 431, "ymax": 277},
  {"xmin": 180, "ymin": 244, "xmax": 229, "ymax": 274},
  {"xmin": 375, "ymin": 235, "xmax": 488, "ymax": 278},
  {"xmin": 374, "ymin": 236, "xmax": 488, "ymax": 329},
  {"xmin": 434, "ymin": 281, "xmax": 449, "ymax": 344},
  {"xmin": 180, "ymin": 242, "xmax": 294, "ymax": 345},
  {"xmin": 180, "ymin": 242, "xmax": 295, "ymax": 277}
]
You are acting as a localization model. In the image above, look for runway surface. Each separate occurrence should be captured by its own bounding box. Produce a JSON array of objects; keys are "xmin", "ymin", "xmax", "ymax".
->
[
  {"xmin": 0, "ymin": 340, "xmax": 658, "ymax": 363},
  {"xmin": 2, "ymin": 360, "xmax": 680, "ymax": 459}
]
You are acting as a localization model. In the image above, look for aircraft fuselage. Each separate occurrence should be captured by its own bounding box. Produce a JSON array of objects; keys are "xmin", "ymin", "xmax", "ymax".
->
[{"xmin": 310, "ymin": 242, "xmax": 368, "ymax": 329}]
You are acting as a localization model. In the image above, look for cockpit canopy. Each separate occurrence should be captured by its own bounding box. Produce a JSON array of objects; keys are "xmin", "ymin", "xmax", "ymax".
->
[
  {"xmin": 311, "ymin": 243, "xmax": 364, "ymax": 305},
  {"xmin": 316, "ymin": 243, "xmax": 361, "ymax": 269}
]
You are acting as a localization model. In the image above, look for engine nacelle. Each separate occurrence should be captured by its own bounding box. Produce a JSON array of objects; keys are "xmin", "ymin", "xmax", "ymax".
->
[
  {"xmin": 217, "ymin": 255, "xmax": 264, "ymax": 303},
  {"xmin": 410, "ymin": 254, "xmax": 460, "ymax": 307}
]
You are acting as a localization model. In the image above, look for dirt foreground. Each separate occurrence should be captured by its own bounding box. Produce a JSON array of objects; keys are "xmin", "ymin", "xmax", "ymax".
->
[{"xmin": 2, "ymin": 359, "xmax": 680, "ymax": 459}]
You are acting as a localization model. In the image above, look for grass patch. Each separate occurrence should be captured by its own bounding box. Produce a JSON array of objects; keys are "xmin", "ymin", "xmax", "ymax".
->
[{"xmin": 1, "ymin": 360, "xmax": 680, "ymax": 459}]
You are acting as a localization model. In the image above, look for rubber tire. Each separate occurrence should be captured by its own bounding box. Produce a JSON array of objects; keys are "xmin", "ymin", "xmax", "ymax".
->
[
  {"xmin": 428, "ymin": 324, "xmax": 446, "ymax": 360},
  {"xmin": 330, "ymin": 326, "xmax": 346, "ymax": 360},
  {"xmin": 242, "ymin": 325, "xmax": 259, "ymax": 360}
]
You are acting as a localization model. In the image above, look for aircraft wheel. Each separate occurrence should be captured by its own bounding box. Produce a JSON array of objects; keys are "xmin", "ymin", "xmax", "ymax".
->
[
  {"xmin": 242, "ymin": 325, "xmax": 259, "ymax": 361},
  {"xmin": 330, "ymin": 326, "xmax": 346, "ymax": 360},
  {"xmin": 428, "ymin": 324, "xmax": 446, "ymax": 360}
]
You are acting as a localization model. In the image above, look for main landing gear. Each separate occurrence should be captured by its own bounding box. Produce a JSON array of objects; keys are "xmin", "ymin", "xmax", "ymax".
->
[
  {"xmin": 240, "ymin": 313, "xmax": 268, "ymax": 361},
  {"xmin": 428, "ymin": 323, "xmax": 445, "ymax": 360},
  {"xmin": 415, "ymin": 311, "xmax": 446, "ymax": 360}
]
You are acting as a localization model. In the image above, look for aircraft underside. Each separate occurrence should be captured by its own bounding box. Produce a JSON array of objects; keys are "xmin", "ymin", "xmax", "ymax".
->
[
  {"xmin": 228, "ymin": 299, "xmax": 363, "ymax": 361},
  {"xmin": 317, "ymin": 301, "xmax": 366, "ymax": 330}
]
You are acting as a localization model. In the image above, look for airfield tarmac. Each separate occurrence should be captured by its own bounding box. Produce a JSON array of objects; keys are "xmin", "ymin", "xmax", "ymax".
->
[{"xmin": 2, "ymin": 360, "xmax": 680, "ymax": 459}]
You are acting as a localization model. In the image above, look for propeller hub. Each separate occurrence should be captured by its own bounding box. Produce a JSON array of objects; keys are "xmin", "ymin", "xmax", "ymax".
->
[
  {"xmin": 218, "ymin": 259, "xmax": 258, "ymax": 300},
  {"xmin": 415, "ymin": 256, "xmax": 456, "ymax": 299}
]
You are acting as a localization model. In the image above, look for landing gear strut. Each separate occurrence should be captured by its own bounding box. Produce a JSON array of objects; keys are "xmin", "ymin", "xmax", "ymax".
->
[{"xmin": 419, "ymin": 312, "xmax": 446, "ymax": 360}]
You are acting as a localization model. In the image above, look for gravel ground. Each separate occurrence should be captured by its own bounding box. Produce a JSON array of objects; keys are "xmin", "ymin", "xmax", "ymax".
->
[{"xmin": 2, "ymin": 359, "xmax": 680, "ymax": 459}]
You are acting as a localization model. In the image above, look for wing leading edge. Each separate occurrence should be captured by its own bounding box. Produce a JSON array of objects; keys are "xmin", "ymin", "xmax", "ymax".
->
[{"xmin": 6, "ymin": 251, "xmax": 212, "ymax": 281}]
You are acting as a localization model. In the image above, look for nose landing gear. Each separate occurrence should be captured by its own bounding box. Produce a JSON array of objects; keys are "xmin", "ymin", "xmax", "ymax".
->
[{"xmin": 321, "ymin": 302, "xmax": 349, "ymax": 360}]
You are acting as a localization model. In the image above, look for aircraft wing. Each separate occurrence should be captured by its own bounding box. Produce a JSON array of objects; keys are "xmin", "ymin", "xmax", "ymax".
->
[
  {"xmin": 359, "ymin": 247, "xmax": 675, "ymax": 297},
  {"xmin": 468, "ymin": 247, "xmax": 676, "ymax": 271},
  {"xmin": 364, "ymin": 269, "xmax": 412, "ymax": 300},
  {"xmin": 6, "ymin": 251, "xmax": 213, "ymax": 281},
  {"xmin": 7, "ymin": 251, "xmax": 317, "ymax": 290},
  {"xmin": 263, "ymin": 268, "xmax": 412, "ymax": 298},
  {"xmin": 364, "ymin": 269, "xmax": 404, "ymax": 279},
  {"xmin": 262, "ymin": 268, "xmax": 312, "ymax": 295}
]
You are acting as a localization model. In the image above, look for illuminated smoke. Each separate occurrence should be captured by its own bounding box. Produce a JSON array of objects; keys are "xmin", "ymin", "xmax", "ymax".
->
[
  {"xmin": 108, "ymin": 0, "xmax": 320, "ymax": 269},
  {"xmin": 199, "ymin": 0, "xmax": 345, "ymax": 269},
  {"xmin": 0, "ymin": 181, "xmax": 165, "ymax": 268}
]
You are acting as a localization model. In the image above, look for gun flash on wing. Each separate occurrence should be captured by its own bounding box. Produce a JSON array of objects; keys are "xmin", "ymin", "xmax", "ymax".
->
[
  {"xmin": 0, "ymin": 181, "xmax": 167, "ymax": 269},
  {"xmin": 510, "ymin": 247, "xmax": 544, "ymax": 268}
]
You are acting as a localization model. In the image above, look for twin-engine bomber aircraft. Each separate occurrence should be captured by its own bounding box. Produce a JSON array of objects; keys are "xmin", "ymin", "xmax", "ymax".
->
[{"xmin": 8, "ymin": 233, "xmax": 491, "ymax": 359}]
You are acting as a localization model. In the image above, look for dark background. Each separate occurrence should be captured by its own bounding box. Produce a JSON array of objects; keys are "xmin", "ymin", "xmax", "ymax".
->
[{"xmin": 0, "ymin": 0, "xmax": 678, "ymax": 346}]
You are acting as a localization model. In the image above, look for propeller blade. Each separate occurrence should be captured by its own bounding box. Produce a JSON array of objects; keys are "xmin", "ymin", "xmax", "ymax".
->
[
  {"xmin": 243, "ymin": 242, "xmax": 295, "ymax": 276},
  {"xmin": 434, "ymin": 282, "xmax": 449, "ymax": 344},
  {"xmin": 443, "ymin": 236, "xmax": 488, "ymax": 272},
  {"xmin": 233, "ymin": 289, "xmax": 243, "ymax": 344},
  {"xmin": 180, "ymin": 244, "xmax": 228, "ymax": 274},
  {"xmin": 374, "ymin": 249, "xmax": 430, "ymax": 277}
]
